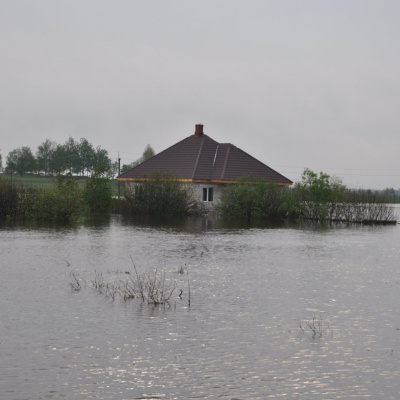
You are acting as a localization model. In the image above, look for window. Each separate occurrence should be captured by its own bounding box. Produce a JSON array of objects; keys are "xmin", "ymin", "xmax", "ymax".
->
[{"xmin": 202, "ymin": 187, "xmax": 214, "ymax": 202}]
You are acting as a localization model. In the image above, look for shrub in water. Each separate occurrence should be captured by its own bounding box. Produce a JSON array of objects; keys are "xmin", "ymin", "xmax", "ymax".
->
[
  {"xmin": 30, "ymin": 170, "xmax": 83, "ymax": 222},
  {"xmin": 123, "ymin": 171, "xmax": 197, "ymax": 216},
  {"xmin": 82, "ymin": 163, "xmax": 113, "ymax": 214},
  {"xmin": 281, "ymin": 168, "xmax": 347, "ymax": 221},
  {"xmin": 0, "ymin": 178, "xmax": 19, "ymax": 219},
  {"xmin": 216, "ymin": 177, "xmax": 286, "ymax": 220}
]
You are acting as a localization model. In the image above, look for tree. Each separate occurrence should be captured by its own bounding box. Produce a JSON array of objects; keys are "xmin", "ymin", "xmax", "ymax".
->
[
  {"xmin": 281, "ymin": 168, "xmax": 347, "ymax": 221},
  {"xmin": 0, "ymin": 152, "xmax": 2, "ymax": 172},
  {"xmin": 141, "ymin": 144, "xmax": 155, "ymax": 162},
  {"xmin": 5, "ymin": 151, "xmax": 17, "ymax": 174},
  {"xmin": 63, "ymin": 137, "xmax": 80, "ymax": 174},
  {"xmin": 93, "ymin": 146, "xmax": 112, "ymax": 172},
  {"xmin": 382, "ymin": 187, "xmax": 396, "ymax": 203},
  {"xmin": 51, "ymin": 143, "xmax": 68, "ymax": 172},
  {"xmin": 121, "ymin": 144, "xmax": 155, "ymax": 174},
  {"xmin": 5, "ymin": 147, "xmax": 36, "ymax": 176},
  {"xmin": 36, "ymin": 139, "xmax": 56, "ymax": 176},
  {"xmin": 78, "ymin": 138, "xmax": 95, "ymax": 176}
]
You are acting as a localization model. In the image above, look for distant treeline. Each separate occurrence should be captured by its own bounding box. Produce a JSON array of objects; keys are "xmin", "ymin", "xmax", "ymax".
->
[
  {"xmin": 0, "ymin": 139, "xmax": 156, "ymax": 178},
  {"xmin": 1, "ymin": 138, "xmax": 114, "ymax": 177}
]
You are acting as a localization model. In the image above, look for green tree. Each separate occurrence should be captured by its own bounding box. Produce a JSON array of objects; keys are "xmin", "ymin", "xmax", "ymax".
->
[
  {"xmin": 63, "ymin": 137, "xmax": 80, "ymax": 174},
  {"xmin": 382, "ymin": 187, "xmax": 396, "ymax": 203},
  {"xmin": 5, "ymin": 150, "xmax": 18, "ymax": 174},
  {"xmin": 93, "ymin": 146, "xmax": 112, "ymax": 172},
  {"xmin": 51, "ymin": 143, "xmax": 68, "ymax": 172},
  {"xmin": 121, "ymin": 162, "xmax": 137, "ymax": 174},
  {"xmin": 5, "ymin": 147, "xmax": 36, "ymax": 176},
  {"xmin": 36, "ymin": 139, "xmax": 56, "ymax": 176},
  {"xmin": 121, "ymin": 144, "xmax": 155, "ymax": 174},
  {"xmin": 281, "ymin": 168, "xmax": 347, "ymax": 221},
  {"xmin": 78, "ymin": 138, "xmax": 95, "ymax": 176},
  {"xmin": 141, "ymin": 144, "xmax": 155, "ymax": 162},
  {"xmin": 83, "ymin": 163, "xmax": 113, "ymax": 214}
]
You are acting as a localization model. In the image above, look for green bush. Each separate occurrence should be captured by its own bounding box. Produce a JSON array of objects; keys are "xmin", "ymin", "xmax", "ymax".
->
[
  {"xmin": 16, "ymin": 186, "xmax": 44, "ymax": 219},
  {"xmin": 216, "ymin": 177, "xmax": 286, "ymax": 220},
  {"xmin": 281, "ymin": 168, "xmax": 347, "ymax": 221},
  {"xmin": 0, "ymin": 178, "xmax": 19, "ymax": 219},
  {"xmin": 82, "ymin": 163, "xmax": 113, "ymax": 214},
  {"xmin": 29, "ymin": 170, "xmax": 83, "ymax": 222},
  {"xmin": 123, "ymin": 171, "xmax": 196, "ymax": 216}
]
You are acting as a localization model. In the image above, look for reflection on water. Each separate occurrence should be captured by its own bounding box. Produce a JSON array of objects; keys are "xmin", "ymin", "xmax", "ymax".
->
[{"xmin": 1, "ymin": 215, "xmax": 400, "ymax": 399}]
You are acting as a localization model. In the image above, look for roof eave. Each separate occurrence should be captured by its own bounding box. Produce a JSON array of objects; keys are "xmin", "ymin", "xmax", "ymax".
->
[{"xmin": 117, "ymin": 177, "xmax": 292, "ymax": 185}]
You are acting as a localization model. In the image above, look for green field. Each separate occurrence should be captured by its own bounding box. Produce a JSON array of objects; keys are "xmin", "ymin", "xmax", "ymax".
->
[{"xmin": 0, "ymin": 173, "xmax": 120, "ymax": 195}]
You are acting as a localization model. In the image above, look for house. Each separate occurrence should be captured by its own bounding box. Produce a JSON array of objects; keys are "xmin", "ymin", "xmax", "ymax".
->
[{"xmin": 117, "ymin": 124, "xmax": 292, "ymax": 206}]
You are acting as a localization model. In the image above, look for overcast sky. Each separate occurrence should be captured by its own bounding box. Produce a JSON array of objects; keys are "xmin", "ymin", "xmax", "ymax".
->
[{"xmin": 1, "ymin": 1, "xmax": 399, "ymax": 189}]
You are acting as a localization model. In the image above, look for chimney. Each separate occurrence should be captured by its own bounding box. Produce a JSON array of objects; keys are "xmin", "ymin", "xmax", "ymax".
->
[{"xmin": 195, "ymin": 124, "xmax": 204, "ymax": 136}]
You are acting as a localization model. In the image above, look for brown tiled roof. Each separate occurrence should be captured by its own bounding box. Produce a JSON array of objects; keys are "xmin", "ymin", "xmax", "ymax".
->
[{"xmin": 118, "ymin": 130, "xmax": 292, "ymax": 185}]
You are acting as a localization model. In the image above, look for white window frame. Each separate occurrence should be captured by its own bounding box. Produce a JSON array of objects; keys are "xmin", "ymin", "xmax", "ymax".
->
[{"xmin": 202, "ymin": 187, "xmax": 214, "ymax": 202}]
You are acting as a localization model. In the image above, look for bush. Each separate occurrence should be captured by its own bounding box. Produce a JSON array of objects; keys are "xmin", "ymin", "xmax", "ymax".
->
[
  {"xmin": 82, "ymin": 163, "xmax": 113, "ymax": 214},
  {"xmin": 29, "ymin": 170, "xmax": 83, "ymax": 222},
  {"xmin": 281, "ymin": 168, "xmax": 347, "ymax": 221},
  {"xmin": 280, "ymin": 169, "xmax": 397, "ymax": 223},
  {"xmin": 337, "ymin": 189, "xmax": 397, "ymax": 223},
  {"xmin": 0, "ymin": 178, "xmax": 19, "ymax": 219},
  {"xmin": 123, "ymin": 171, "xmax": 197, "ymax": 216},
  {"xmin": 216, "ymin": 177, "xmax": 286, "ymax": 220}
]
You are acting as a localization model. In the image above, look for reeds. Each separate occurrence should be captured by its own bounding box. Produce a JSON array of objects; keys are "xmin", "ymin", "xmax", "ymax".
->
[
  {"xmin": 68, "ymin": 260, "xmax": 189, "ymax": 307},
  {"xmin": 69, "ymin": 271, "xmax": 81, "ymax": 291},
  {"xmin": 122, "ymin": 259, "xmax": 176, "ymax": 305},
  {"xmin": 296, "ymin": 314, "xmax": 323, "ymax": 339}
]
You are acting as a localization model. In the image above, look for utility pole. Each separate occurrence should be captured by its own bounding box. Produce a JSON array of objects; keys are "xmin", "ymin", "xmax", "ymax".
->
[{"xmin": 118, "ymin": 153, "xmax": 121, "ymax": 200}]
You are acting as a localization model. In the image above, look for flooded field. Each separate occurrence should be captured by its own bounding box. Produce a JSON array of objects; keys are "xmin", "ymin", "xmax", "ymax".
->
[{"xmin": 1, "ymin": 214, "xmax": 400, "ymax": 399}]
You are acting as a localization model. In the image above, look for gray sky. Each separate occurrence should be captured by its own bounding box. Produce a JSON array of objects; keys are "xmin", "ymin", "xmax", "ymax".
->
[{"xmin": 1, "ymin": 0, "xmax": 399, "ymax": 189}]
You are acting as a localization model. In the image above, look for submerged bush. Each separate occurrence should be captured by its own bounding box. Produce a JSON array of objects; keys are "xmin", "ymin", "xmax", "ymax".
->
[
  {"xmin": 82, "ymin": 163, "xmax": 113, "ymax": 214},
  {"xmin": 281, "ymin": 168, "xmax": 347, "ymax": 221},
  {"xmin": 0, "ymin": 179, "xmax": 45, "ymax": 220},
  {"xmin": 216, "ymin": 177, "xmax": 286, "ymax": 220},
  {"xmin": 281, "ymin": 169, "xmax": 396, "ymax": 223},
  {"xmin": 24, "ymin": 170, "xmax": 83, "ymax": 222},
  {"xmin": 0, "ymin": 178, "xmax": 19, "ymax": 219},
  {"xmin": 216, "ymin": 169, "xmax": 396, "ymax": 223},
  {"xmin": 123, "ymin": 171, "xmax": 197, "ymax": 216},
  {"xmin": 335, "ymin": 189, "xmax": 397, "ymax": 223}
]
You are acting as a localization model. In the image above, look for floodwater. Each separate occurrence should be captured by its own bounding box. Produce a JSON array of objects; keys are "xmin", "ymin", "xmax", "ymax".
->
[{"xmin": 1, "ymin": 212, "xmax": 400, "ymax": 400}]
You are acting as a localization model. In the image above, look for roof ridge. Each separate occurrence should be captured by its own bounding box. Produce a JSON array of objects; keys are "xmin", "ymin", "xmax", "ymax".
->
[
  {"xmin": 191, "ymin": 135, "xmax": 205, "ymax": 179},
  {"xmin": 221, "ymin": 144, "xmax": 231, "ymax": 180},
  {"xmin": 212, "ymin": 144, "xmax": 219, "ymax": 169}
]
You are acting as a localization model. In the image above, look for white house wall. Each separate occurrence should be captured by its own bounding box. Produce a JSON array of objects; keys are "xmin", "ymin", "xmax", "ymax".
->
[{"xmin": 193, "ymin": 183, "xmax": 222, "ymax": 208}]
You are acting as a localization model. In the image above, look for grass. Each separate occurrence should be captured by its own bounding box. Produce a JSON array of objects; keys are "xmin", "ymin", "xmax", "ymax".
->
[{"xmin": 0, "ymin": 173, "xmax": 120, "ymax": 195}]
